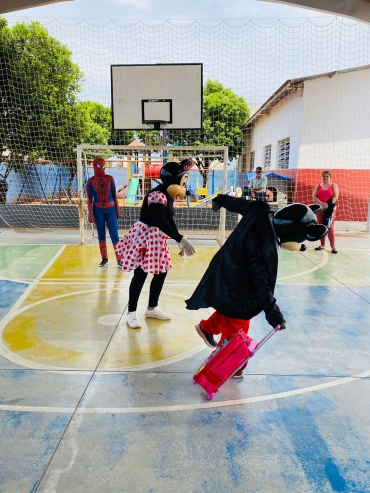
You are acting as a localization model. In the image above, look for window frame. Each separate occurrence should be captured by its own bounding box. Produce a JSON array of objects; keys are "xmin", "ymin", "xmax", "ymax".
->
[
  {"xmin": 277, "ymin": 137, "xmax": 290, "ymax": 169},
  {"xmin": 263, "ymin": 144, "xmax": 272, "ymax": 170}
]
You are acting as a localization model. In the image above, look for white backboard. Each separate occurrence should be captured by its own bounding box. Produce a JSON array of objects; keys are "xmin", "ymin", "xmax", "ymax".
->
[{"xmin": 111, "ymin": 64, "xmax": 203, "ymax": 130}]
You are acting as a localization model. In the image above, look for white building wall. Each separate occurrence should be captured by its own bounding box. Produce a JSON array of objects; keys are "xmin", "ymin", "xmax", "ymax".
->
[
  {"xmin": 299, "ymin": 68, "xmax": 370, "ymax": 169},
  {"xmin": 250, "ymin": 90, "xmax": 303, "ymax": 170}
]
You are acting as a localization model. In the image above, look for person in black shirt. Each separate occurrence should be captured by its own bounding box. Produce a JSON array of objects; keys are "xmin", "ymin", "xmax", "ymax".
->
[{"xmin": 115, "ymin": 160, "xmax": 195, "ymax": 328}]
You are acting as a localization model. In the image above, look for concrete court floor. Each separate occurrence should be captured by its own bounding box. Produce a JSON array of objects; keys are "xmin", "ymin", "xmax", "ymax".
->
[{"xmin": 0, "ymin": 228, "xmax": 370, "ymax": 493}]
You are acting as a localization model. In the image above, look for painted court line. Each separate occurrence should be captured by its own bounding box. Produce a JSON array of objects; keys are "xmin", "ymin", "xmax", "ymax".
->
[
  {"xmin": 7, "ymin": 245, "xmax": 66, "ymax": 313},
  {"xmin": 0, "ymin": 276, "xmax": 32, "ymax": 284},
  {"xmin": 0, "ymin": 369, "xmax": 369, "ymax": 414},
  {"xmin": 277, "ymin": 250, "xmax": 329, "ymax": 281}
]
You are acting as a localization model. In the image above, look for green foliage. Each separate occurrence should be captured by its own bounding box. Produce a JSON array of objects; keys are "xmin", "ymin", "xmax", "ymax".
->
[
  {"xmin": 169, "ymin": 80, "xmax": 250, "ymax": 161},
  {"xmin": 0, "ymin": 17, "xmax": 249, "ymax": 202},
  {"xmin": 77, "ymin": 101, "xmax": 111, "ymax": 145},
  {"xmin": 0, "ymin": 18, "xmax": 84, "ymax": 176}
]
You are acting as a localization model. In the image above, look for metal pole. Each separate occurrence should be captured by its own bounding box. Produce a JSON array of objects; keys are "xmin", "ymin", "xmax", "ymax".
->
[
  {"xmin": 77, "ymin": 146, "xmax": 85, "ymax": 245},
  {"xmin": 219, "ymin": 146, "xmax": 228, "ymax": 245}
]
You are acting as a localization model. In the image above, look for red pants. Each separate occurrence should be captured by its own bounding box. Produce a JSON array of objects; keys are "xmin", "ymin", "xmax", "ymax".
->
[
  {"xmin": 200, "ymin": 311, "xmax": 250, "ymax": 346},
  {"xmin": 316, "ymin": 210, "xmax": 336, "ymax": 249},
  {"xmin": 200, "ymin": 311, "xmax": 251, "ymax": 373}
]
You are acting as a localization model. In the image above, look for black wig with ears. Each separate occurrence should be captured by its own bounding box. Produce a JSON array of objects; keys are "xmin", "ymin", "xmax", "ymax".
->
[
  {"xmin": 160, "ymin": 159, "xmax": 194, "ymax": 187},
  {"xmin": 273, "ymin": 203, "xmax": 328, "ymax": 244}
]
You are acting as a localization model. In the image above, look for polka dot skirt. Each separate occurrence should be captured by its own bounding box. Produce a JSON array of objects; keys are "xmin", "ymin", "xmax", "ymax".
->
[{"xmin": 114, "ymin": 221, "xmax": 172, "ymax": 274}]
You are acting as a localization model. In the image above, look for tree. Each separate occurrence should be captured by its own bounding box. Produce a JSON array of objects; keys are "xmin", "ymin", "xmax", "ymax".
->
[
  {"xmin": 0, "ymin": 18, "xmax": 84, "ymax": 202},
  {"xmin": 77, "ymin": 101, "xmax": 111, "ymax": 145},
  {"xmin": 60, "ymin": 101, "xmax": 113, "ymax": 197},
  {"xmin": 170, "ymin": 80, "xmax": 250, "ymax": 187}
]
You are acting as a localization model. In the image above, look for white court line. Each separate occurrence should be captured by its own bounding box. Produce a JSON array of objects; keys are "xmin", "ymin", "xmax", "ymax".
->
[
  {"xmin": 0, "ymin": 276, "xmax": 32, "ymax": 284},
  {"xmin": 277, "ymin": 250, "xmax": 329, "ymax": 281},
  {"xmin": 0, "ymin": 369, "xmax": 369, "ymax": 414},
  {"xmin": 7, "ymin": 246, "xmax": 66, "ymax": 313}
]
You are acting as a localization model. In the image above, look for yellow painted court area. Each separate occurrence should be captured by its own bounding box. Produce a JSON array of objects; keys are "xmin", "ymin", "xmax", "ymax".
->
[
  {"xmin": 2, "ymin": 245, "xmax": 214, "ymax": 370},
  {"xmin": 2, "ymin": 242, "xmax": 369, "ymax": 370}
]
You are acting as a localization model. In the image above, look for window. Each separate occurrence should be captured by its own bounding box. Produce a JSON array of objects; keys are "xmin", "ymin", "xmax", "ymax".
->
[
  {"xmin": 277, "ymin": 138, "xmax": 290, "ymax": 169},
  {"xmin": 249, "ymin": 151, "xmax": 255, "ymax": 171},
  {"xmin": 263, "ymin": 144, "xmax": 271, "ymax": 170}
]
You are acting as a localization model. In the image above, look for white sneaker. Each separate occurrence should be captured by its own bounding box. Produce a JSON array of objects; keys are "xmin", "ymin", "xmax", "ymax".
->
[
  {"xmin": 144, "ymin": 307, "xmax": 171, "ymax": 320},
  {"xmin": 127, "ymin": 311, "xmax": 141, "ymax": 329}
]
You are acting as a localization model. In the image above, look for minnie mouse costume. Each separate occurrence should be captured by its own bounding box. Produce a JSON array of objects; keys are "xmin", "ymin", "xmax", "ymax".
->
[
  {"xmin": 114, "ymin": 159, "xmax": 195, "ymax": 328},
  {"xmin": 86, "ymin": 158, "xmax": 121, "ymax": 267}
]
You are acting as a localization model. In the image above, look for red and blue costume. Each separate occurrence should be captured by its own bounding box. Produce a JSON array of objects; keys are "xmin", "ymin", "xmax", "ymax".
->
[{"xmin": 86, "ymin": 158, "xmax": 121, "ymax": 266}]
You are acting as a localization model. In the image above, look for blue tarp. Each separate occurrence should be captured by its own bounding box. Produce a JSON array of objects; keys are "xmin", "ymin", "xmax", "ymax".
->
[{"xmin": 246, "ymin": 172, "xmax": 293, "ymax": 181}]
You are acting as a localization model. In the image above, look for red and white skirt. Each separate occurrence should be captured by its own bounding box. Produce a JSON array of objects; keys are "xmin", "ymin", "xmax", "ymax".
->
[{"xmin": 114, "ymin": 221, "xmax": 173, "ymax": 274}]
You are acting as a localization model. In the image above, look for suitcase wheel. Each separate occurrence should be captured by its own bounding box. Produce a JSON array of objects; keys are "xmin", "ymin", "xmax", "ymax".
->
[{"xmin": 206, "ymin": 391, "xmax": 218, "ymax": 401}]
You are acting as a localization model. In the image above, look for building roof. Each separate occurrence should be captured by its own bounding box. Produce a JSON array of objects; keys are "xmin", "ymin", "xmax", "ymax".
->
[
  {"xmin": 260, "ymin": 1, "xmax": 370, "ymax": 24},
  {"xmin": 128, "ymin": 139, "xmax": 145, "ymax": 147},
  {"xmin": 0, "ymin": 0, "xmax": 72, "ymax": 14},
  {"xmin": 243, "ymin": 64, "xmax": 370, "ymax": 129}
]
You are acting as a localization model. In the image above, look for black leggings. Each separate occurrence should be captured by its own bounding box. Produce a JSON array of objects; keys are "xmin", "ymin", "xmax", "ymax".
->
[{"xmin": 128, "ymin": 267, "xmax": 167, "ymax": 312}]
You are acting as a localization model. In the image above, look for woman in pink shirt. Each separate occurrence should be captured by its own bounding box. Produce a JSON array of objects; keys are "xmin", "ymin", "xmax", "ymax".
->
[{"xmin": 312, "ymin": 170, "xmax": 339, "ymax": 254}]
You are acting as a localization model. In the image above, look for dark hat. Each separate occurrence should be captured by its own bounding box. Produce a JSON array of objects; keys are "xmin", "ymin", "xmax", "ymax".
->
[
  {"xmin": 273, "ymin": 203, "xmax": 328, "ymax": 244},
  {"xmin": 255, "ymin": 166, "xmax": 262, "ymax": 171}
]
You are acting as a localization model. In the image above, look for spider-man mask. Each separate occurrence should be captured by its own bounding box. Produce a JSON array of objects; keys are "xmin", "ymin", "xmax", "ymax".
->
[{"xmin": 93, "ymin": 157, "xmax": 106, "ymax": 177}]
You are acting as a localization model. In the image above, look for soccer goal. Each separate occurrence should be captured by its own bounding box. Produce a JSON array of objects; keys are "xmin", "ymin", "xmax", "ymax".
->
[{"xmin": 77, "ymin": 144, "xmax": 236, "ymax": 245}]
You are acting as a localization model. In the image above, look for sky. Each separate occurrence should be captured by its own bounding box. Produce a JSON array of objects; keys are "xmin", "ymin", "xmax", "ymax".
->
[
  {"xmin": 3, "ymin": 0, "xmax": 338, "ymax": 23},
  {"xmin": 4, "ymin": 0, "xmax": 365, "ymax": 109}
]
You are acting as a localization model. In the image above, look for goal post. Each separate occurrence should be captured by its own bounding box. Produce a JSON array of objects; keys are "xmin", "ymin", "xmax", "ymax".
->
[{"xmin": 77, "ymin": 144, "xmax": 231, "ymax": 246}]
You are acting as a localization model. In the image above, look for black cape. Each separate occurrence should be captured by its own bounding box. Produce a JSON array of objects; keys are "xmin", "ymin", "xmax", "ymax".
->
[{"xmin": 185, "ymin": 195, "xmax": 279, "ymax": 320}]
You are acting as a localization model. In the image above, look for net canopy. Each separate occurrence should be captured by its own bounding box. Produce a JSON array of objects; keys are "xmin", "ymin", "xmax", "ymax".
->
[{"xmin": 1, "ymin": 18, "xmax": 370, "ymax": 231}]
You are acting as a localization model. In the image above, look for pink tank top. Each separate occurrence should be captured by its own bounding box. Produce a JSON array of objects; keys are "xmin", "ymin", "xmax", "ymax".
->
[{"xmin": 317, "ymin": 184, "xmax": 334, "ymax": 202}]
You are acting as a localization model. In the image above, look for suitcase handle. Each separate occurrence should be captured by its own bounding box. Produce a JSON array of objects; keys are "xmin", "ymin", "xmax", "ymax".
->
[{"xmin": 252, "ymin": 324, "xmax": 281, "ymax": 354}]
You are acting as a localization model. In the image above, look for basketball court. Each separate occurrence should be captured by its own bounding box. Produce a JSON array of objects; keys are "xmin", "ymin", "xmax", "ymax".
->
[
  {"xmin": 1, "ymin": 230, "xmax": 370, "ymax": 493},
  {"xmin": 1, "ymin": 13, "xmax": 370, "ymax": 491}
]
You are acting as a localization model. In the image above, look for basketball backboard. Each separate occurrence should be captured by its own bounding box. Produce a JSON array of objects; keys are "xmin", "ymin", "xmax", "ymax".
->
[{"xmin": 111, "ymin": 63, "xmax": 203, "ymax": 130}]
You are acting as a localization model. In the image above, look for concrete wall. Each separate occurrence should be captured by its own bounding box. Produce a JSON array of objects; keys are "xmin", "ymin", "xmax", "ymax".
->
[
  {"xmin": 299, "ymin": 68, "xmax": 370, "ymax": 169},
  {"xmin": 248, "ymin": 88, "xmax": 304, "ymax": 170}
]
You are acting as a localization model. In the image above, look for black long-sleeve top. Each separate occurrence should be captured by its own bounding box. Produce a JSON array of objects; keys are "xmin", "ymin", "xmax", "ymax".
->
[{"xmin": 139, "ymin": 184, "xmax": 183, "ymax": 243}]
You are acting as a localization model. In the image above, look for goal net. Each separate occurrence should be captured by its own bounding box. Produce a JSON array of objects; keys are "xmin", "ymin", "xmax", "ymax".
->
[
  {"xmin": 77, "ymin": 145, "xmax": 232, "ymax": 245},
  {"xmin": 1, "ymin": 18, "xmax": 370, "ymax": 234}
]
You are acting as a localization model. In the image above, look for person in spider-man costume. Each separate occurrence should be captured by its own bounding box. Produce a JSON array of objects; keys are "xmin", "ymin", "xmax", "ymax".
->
[{"xmin": 86, "ymin": 157, "xmax": 121, "ymax": 267}]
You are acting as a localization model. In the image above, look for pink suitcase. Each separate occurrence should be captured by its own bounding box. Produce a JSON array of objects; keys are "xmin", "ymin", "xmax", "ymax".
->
[{"xmin": 193, "ymin": 325, "xmax": 281, "ymax": 400}]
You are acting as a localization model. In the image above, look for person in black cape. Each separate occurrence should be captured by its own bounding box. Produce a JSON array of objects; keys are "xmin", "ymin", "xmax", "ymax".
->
[{"xmin": 186, "ymin": 194, "xmax": 327, "ymax": 375}]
